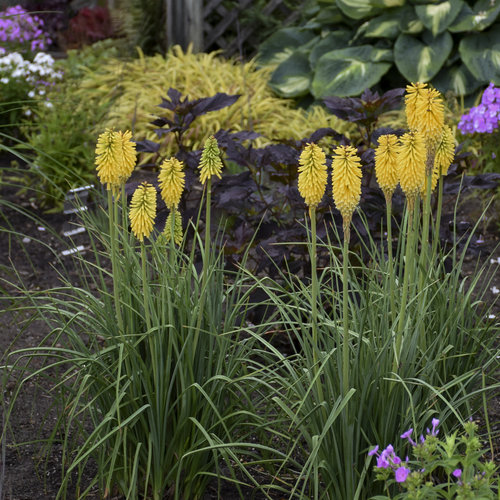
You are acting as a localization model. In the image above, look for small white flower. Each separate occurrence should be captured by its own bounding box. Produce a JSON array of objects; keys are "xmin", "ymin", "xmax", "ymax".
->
[
  {"xmin": 488, "ymin": 314, "xmax": 496, "ymax": 319},
  {"xmin": 490, "ymin": 257, "xmax": 500, "ymax": 265},
  {"xmin": 491, "ymin": 286, "xmax": 500, "ymax": 295},
  {"xmin": 24, "ymin": 109, "xmax": 32, "ymax": 117},
  {"xmin": 28, "ymin": 90, "xmax": 35, "ymax": 98},
  {"xmin": 0, "ymin": 77, "xmax": 8, "ymax": 84},
  {"xmin": 38, "ymin": 89, "xmax": 45, "ymax": 96},
  {"xmin": 44, "ymin": 101, "xmax": 53, "ymax": 108}
]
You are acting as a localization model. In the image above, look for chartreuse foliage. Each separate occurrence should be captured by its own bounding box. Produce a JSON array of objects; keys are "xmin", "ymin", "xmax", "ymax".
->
[
  {"xmin": 258, "ymin": 0, "xmax": 500, "ymax": 98},
  {"xmin": 76, "ymin": 45, "xmax": 343, "ymax": 155}
]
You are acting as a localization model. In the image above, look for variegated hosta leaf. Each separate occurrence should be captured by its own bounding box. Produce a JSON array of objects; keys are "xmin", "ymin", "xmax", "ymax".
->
[
  {"xmin": 432, "ymin": 63, "xmax": 482, "ymax": 96},
  {"xmin": 459, "ymin": 26, "xmax": 500, "ymax": 85},
  {"xmin": 269, "ymin": 51, "xmax": 312, "ymax": 98},
  {"xmin": 449, "ymin": 0, "xmax": 500, "ymax": 33},
  {"xmin": 360, "ymin": 11, "xmax": 401, "ymax": 39},
  {"xmin": 415, "ymin": 0, "xmax": 464, "ymax": 36},
  {"xmin": 311, "ymin": 46, "xmax": 392, "ymax": 98},
  {"xmin": 309, "ymin": 31, "xmax": 353, "ymax": 67},
  {"xmin": 257, "ymin": 28, "xmax": 317, "ymax": 66},
  {"xmin": 399, "ymin": 5, "xmax": 425, "ymax": 34},
  {"xmin": 336, "ymin": 0, "xmax": 380, "ymax": 19},
  {"xmin": 395, "ymin": 30, "xmax": 453, "ymax": 82}
]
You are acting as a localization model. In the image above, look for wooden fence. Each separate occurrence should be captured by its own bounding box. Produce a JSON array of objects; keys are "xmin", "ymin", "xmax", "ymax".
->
[{"xmin": 165, "ymin": 0, "xmax": 299, "ymax": 56}]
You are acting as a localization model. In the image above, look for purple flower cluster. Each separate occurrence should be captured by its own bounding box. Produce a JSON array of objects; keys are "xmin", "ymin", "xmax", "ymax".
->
[
  {"xmin": 0, "ymin": 5, "xmax": 51, "ymax": 53},
  {"xmin": 458, "ymin": 83, "xmax": 500, "ymax": 134},
  {"xmin": 369, "ymin": 418, "xmax": 445, "ymax": 485},
  {"xmin": 368, "ymin": 444, "xmax": 410, "ymax": 483}
]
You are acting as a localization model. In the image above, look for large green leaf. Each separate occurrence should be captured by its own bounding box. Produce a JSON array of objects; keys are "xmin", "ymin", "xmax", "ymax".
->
[
  {"xmin": 394, "ymin": 30, "xmax": 453, "ymax": 81},
  {"xmin": 398, "ymin": 5, "xmax": 425, "ymax": 34},
  {"xmin": 432, "ymin": 63, "xmax": 482, "ymax": 95},
  {"xmin": 309, "ymin": 31, "xmax": 353, "ymax": 66},
  {"xmin": 449, "ymin": 0, "xmax": 500, "ymax": 33},
  {"xmin": 371, "ymin": 0, "xmax": 406, "ymax": 7},
  {"xmin": 257, "ymin": 28, "xmax": 317, "ymax": 66},
  {"xmin": 269, "ymin": 51, "xmax": 313, "ymax": 98},
  {"xmin": 311, "ymin": 46, "xmax": 392, "ymax": 98},
  {"xmin": 459, "ymin": 26, "xmax": 500, "ymax": 85},
  {"xmin": 336, "ymin": 0, "xmax": 381, "ymax": 19},
  {"xmin": 415, "ymin": 1, "xmax": 463, "ymax": 36},
  {"xmin": 361, "ymin": 11, "xmax": 402, "ymax": 38}
]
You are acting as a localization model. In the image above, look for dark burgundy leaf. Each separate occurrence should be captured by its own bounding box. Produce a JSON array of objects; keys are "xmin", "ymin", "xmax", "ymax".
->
[
  {"xmin": 308, "ymin": 127, "xmax": 345, "ymax": 144},
  {"xmin": 191, "ymin": 93, "xmax": 241, "ymax": 117},
  {"xmin": 134, "ymin": 139, "xmax": 160, "ymax": 153},
  {"xmin": 150, "ymin": 117, "xmax": 171, "ymax": 128}
]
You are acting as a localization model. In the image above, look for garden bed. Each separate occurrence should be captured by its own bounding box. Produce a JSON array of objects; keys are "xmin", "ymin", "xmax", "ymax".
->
[{"xmin": 1, "ymin": 159, "xmax": 499, "ymax": 499}]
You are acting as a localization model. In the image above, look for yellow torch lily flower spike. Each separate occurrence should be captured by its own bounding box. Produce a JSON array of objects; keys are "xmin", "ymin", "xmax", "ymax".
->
[
  {"xmin": 298, "ymin": 143, "xmax": 328, "ymax": 210},
  {"xmin": 397, "ymin": 131, "xmax": 426, "ymax": 207},
  {"xmin": 115, "ymin": 130, "xmax": 137, "ymax": 184},
  {"xmin": 414, "ymin": 87, "xmax": 445, "ymax": 146},
  {"xmin": 129, "ymin": 182, "xmax": 157, "ymax": 242},
  {"xmin": 199, "ymin": 136, "xmax": 223, "ymax": 185},
  {"xmin": 95, "ymin": 129, "xmax": 136, "ymax": 192},
  {"xmin": 164, "ymin": 208, "xmax": 183, "ymax": 246},
  {"xmin": 331, "ymin": 145, "xmax": 362, "ymax": 228},
  {"xmin": 405, "ymin": 82, "xmax": 428, "ymax": 131},
  {"xmin": 375, "ymin": 134, "xmax": 399, "ymax": 201},
  {"xmin": 434, "ymin": 125, "xmax": 455, "ymax": 177},
  {"xmin": 158, "ymin": 157, "xmax": 185, "ymax": 209}
]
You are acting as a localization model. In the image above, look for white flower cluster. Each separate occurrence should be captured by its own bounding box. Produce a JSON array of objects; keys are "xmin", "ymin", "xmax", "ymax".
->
[
  {"xmin": 0, "ymin": 51, "xmax": 63, "ymax": 113},
  {"xmin": 0, "ymin": 51, "xmax": 63, "ymax": 84}
]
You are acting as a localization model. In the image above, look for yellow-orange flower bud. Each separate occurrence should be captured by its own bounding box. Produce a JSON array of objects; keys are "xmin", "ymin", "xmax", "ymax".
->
[
  {"xmin": 158, "ymin": 157, "xmax": 185, "ymax": 209},
  {"xmin": 414, "ymin": 88, "xmax": 445, "ymax": 145},
  {"xmin": 298, "ymin": 143, "xmax": 328, "ymax": 209},
  {"xmin": 434, "ymin": 125, "xmax": 455, "ymax": 177},
  {"xmin": 199, "ymin": 136, "xmax": 223, "ymax": 185},
  {"xmin": 129, "ymin": 182, "xmax": 157, "ymax": 242},
  {"xmin": 405, "ymin": 82, "xmax": 428, "ymax": 131},
  {"xmin": 163, "ymin": 208, "xmax": 183, "ymax": 246},
  {"xmin": 397, "ymin": 131, "xmax": 426, "ymax": 204},
  {"xmin": 95, "ymin": 129, "xmax": 136, "ymax": 192},
  {"xmin": 331, "ymin": 145, "xmax": 362, "ymax": 220},
  {"xmin": 375, "ymin": 134, "xmax": 399, "ymax": 199}
]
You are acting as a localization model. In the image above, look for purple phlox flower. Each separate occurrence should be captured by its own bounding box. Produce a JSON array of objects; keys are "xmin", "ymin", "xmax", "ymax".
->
[
  {"xmin": 420, "ymin": 434, "xmax": 425, "ymax": 444},
  {"xmin": 458, "ymin": 83, "xmax": 500, "ymax": 135},
  {"xmin": 452, "ymin": 468, "xmax": 462, "ymax": 478},
  {"xmin": 400, "ymin": 428, "xmax": 417, "ymax": 446},
  {"xmin": 395, "ymin": 466, "xmax": 410, "ymax": 483},
  {"xmin": 377, "ymin": 455, "xmax": 390, "ymax": 469},
  {"xmin": 368, "ymin": 445, "xmax": 379, "ymax": 456}
]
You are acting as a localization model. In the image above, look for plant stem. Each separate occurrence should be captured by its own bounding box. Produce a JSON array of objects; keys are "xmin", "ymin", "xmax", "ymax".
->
[
  {"xmin": 342, "ymin": 219, "xmax": 350, "ymax": 396},
  {"xmin": 141, "ymin": 242, "xmax": 151, "ymax": 332},
  {"xmin": 419, "ymin": 150, "xmax": 435, "ymax": 291},
  {"xmin": 395, "ymin": 199, "xmax": 416, "ymax": 370},
  {"xmin": 194, "ymin": 178, "xmax": 212, "ymax": 351},
  {"xmin": 108, "ymin": 189, "xmax": 124, "ymax": 334},
  {"xmin": 309, "ymin": 208, "xmax": 324, "ymax": 407},
  {"xmin": 385, "ymin": 196, "xmax": 396, "ymax": 325},
  {"xmin": 432, "ymin": 167, "xmax": 444, "ymax": 260}
]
